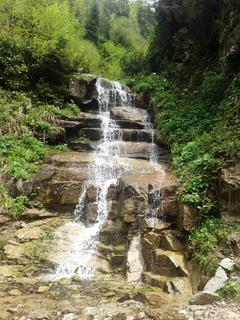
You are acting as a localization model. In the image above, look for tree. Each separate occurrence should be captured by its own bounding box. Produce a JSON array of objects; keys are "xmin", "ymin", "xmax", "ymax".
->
[{"xmin": 85, "ymin": 0, "xmax": 100, "ymax": 45}]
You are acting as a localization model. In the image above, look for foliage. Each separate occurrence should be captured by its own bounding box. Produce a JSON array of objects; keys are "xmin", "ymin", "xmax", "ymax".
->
[
  {"xmin": 0, "ymin": 183, "xmax": 28, "ymax": 218},
  {"xmin": 85, "ymin": 0, "xmax": 100, "ymax": 45},
  {"xmin": 219, "ymin": 281, "xmax": 240, "ymax": 302},
  {"xmin": 189, "ymin": 218, "xmax": 229, "ymax": 274},
  {"xmin": 133, "ymin": 71, "xmax": 240, "ymax": 216}
]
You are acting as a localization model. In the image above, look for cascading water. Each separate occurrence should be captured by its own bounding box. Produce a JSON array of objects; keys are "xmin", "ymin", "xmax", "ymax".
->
[
  {"xmin": 48, "ymin": 78, "xmax": 134, "ymax": 281},
  {"xmin": 143, "ymin": 112, "xmax": 158, "ymax": 164},
  {"xmin": 145, "ymin": 187, "xmax": 165, "ymax": 228}
]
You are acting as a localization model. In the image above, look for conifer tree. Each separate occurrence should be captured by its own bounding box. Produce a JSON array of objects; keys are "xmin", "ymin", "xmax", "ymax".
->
[{"xmin": 85, "ymin": 0, "xmax": 100, "ymax": 45}]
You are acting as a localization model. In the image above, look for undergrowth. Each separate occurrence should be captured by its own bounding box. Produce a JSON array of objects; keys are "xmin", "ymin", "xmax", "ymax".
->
[
  {"xmin": 132, "ymin": 71, "xmax": 240, "ymax": 217},
  {"xmin": 0, "ymin": 89, "xmax": 74, "ymax": 219}
]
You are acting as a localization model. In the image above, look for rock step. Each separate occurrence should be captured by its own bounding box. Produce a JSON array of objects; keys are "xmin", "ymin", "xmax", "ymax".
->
[
  {"xmin": 33, "ymin": 152, "xmax": 166, "ymax": 210},
  {"xmin": 73, "ymin": 128, "xmax": 153, "ymax": 142},
  {"xmin": 110, "ymin": 106, "xmax": 148, "ymax": 123},
  {"xmin": 115, "ymin": 141, "xmax": 168, "ymax": 161}
]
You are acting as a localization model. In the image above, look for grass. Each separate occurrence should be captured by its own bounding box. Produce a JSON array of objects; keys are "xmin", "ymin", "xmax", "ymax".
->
[{"xmin": 219, "ymin": 281, "xmax": 240, "ymax": 302}]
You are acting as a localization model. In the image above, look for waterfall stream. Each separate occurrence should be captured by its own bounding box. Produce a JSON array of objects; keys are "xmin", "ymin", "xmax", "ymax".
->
[{"xmin": 48, "ymin": 79, "xmax": 136, "ymax": 280}]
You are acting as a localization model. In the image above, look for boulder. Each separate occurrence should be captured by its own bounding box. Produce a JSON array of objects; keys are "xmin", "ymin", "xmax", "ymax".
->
[
  {"xmin": 69, "ymin": 73, "xmax": 97, "ymax": 104},
  {"xmin": 219, "ymin": 258, "xmax": 235, "ymax": 271},
  {"xmin": 203, "ymin": 266, "xmax": 228, "ymax": 293},
  {"xmin": 189, "ymin": 291, "xmax": 220, "ymax": 305}
]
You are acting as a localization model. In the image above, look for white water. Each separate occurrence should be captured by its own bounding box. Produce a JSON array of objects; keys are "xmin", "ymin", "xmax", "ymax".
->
[
  {"xmin": 143, "ymin": 112, "xmax": 158, "ymax": 163},
  {"xmin": 48, "ymin": 78, "xmax": 134, "ymax": 281},
  {"xmin": 145, "ymin": 188, "xmax": 164, "ymax": 228}
]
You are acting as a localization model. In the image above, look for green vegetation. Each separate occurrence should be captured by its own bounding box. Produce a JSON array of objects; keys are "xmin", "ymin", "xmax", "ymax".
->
[
  {"xmin": 219, "ymin": 281, "xmax": 240, "ymax": 302},
  {"xmin": 132, "ymin": 71, "xmax": 240, "ymax": 217},
  {"xmin": 189, "ymin": 218, "xmax": 229, "ymax": 274},
  {"xmin": 0, "ymin": 0, "xmax": 154, "ymax": 219}
]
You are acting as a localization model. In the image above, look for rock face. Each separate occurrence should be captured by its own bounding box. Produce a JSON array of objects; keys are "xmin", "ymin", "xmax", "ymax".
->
[
  {"xmin": 218, "ymin": 164, "xmax": 240, "ymax": 216},
  {"xmin": 33, "ymin": 152, "xmax": 93, "ymax": 210}
]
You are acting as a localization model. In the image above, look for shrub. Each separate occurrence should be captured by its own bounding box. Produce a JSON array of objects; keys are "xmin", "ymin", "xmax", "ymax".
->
[{"xmin": 189, "ymin": 218, "xmax": 229, "ymax": 274}]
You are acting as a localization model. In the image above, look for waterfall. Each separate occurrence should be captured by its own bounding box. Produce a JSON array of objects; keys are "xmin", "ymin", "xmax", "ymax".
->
[{"xmin": 48, "ymin": 79, "xmax": 134, "ymax": 281}]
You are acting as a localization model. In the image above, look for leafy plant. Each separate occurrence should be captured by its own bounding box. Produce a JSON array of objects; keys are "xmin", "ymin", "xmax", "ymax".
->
[
  {"xmin": 218, "ymin": 281, "xmax": 240, "ymax": 302},
  {"xmin": 189, "ymin": 218, "xmax": 229, "ymax": 274}
]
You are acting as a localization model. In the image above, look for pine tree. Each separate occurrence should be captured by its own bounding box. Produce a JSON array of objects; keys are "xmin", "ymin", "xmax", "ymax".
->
[{"xmin": 85, "ymin": 0, "xmax": 99, "ymax": 45}]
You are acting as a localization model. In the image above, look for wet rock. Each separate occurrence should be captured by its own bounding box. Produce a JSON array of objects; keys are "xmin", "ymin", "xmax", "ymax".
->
[
  {"xmin": 110, "ymin": 107, "xmax": 147, "ymax": 123},
  {"xmin": 132, "ymin": 293, "xmax": 149, "ymax": 304},
  {"xmin": 68, "ymin": 138, "xmax": 95, "ymax": 152},
  {"xmin": 119, "ymin": 142, "xmax": 158, "ymax": 161},
  {"xmin": 117, "ymin": 294, "xmax": 131, "ymax": 303},
  {"xmin": 178, "ymin": 204, "xmax": 199, "ymax": 231},
  {"xmin": 203, "ymin": 266, "xmax": 228, "ymax": 293},
  {"xmin": 121, "ymin": 129, "xmax": 152, "ymax": 142},
  {"xmin": 78, "ymin": 128, "xmax": 101, "ymax": 141},
  {"xmin": 142, "ymin": 272, "xmax": 192, "ymax": 295},
  {"xmin": 218, "ymin": 164, "xmax": 240, "ymax": 215},
  {"xmin": 118, "ymin": 171, "xmax": 179, "ymax": 225},
  {"xmin": 99, "ymin": 221, "xmax": 127, "ymax": 246},
  {"xmin": 71, "ymin": 275, "xmax": 81, "ymax": 283},
  {"xmin": 189, "ymin": 291, "xmax": 220, "ymax": 305}
]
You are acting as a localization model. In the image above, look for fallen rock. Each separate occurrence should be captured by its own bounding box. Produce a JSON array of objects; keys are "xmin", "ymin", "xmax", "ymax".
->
[
  {"xmin": 203, "ymin": 266, "xmax": 228, "ymax": 293},
  {"xmin": 37, "ymin": 286, "xmax": 49, "ymax": 293},
  {"xmin": 9, "ymin": 289, "xmax": 23, "ymax": 296},
  {"xmin": 117, "ymin": 294, "xmax": 131, "ymax": 303},
  {"xmin": 219, "ymin": 258, "xmax": 235, "ymax": 272},
  {"xmin": 189, "ymin": 291, "xmax": 220, "ymax": 305},
  {"xmin": 132, "ymin": 293, "xmax": 149, "ymax": 304}
]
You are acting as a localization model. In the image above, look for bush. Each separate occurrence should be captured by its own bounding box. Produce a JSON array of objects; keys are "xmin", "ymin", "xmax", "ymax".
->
[{"xmin": 189, "ymin": 218, "xmax": 229, "ymax": 274}]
